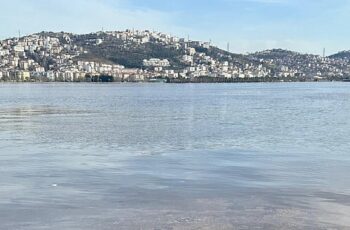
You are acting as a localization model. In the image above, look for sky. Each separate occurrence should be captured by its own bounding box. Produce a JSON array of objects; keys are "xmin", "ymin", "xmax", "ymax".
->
[{"xmin": 0, "ymin": 0, "xmax": 349, "ymax": 55}]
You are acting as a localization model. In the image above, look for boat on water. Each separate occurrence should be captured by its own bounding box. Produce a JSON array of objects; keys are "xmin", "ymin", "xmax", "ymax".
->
[
  {"xmin": 343, "ymin": 78, "xmax": 350, "ymax": 82},
  {"xmin": 148, "ymin": 78, "xmax": 167, "ymax": 83}
]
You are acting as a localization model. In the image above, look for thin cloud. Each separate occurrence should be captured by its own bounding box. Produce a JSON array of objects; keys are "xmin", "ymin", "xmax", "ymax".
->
[
  {"xmin": 0, "ymin": 0, "xmax": 349, "ymax": 54},
  {"xmin": 224, "ymin": 0, "xmax": 290, "ymax": 4}
]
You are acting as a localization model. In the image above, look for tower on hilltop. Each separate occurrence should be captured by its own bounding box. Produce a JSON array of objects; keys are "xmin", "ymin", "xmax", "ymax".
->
[{"xmin": 323, "ymin": 48, "xmax": 326, "ymax": 58}]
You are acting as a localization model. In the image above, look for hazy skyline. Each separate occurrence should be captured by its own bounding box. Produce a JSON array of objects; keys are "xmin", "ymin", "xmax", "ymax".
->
[{"xmin": 1, "ymin": 0, "xmax": 349, "ymax": 55}]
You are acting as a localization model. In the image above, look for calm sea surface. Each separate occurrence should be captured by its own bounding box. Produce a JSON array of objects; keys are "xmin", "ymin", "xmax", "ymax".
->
[{"xmin": 0, "ymin": 82, "xmax": 350, "ymax": 229}]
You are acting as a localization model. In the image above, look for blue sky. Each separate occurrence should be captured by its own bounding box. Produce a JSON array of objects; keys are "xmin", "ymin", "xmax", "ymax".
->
[{"xmin": 0, "ymin": 0, "xmax": 349, "ymax": 54}]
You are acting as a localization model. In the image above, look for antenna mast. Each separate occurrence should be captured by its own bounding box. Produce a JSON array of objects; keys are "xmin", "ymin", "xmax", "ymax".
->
[{"xmin": 323, "ymin": 48, "xmax": 326, "ymax": 58}]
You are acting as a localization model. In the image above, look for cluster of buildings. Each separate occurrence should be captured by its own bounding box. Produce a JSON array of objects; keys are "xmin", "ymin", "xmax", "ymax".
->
[
  {"xmin": 250, "ymin": 50, "xmax": 350, "ymax": 80},
  {"xmin": 0, "ymin": 33, "xmax": 82, "ymax": 81},
  {"xmin": 178, "ymin": 49, "xmax": 270, "ymax": 79},
  {"xmin": 0, "ymin": 30, "xmax": 171, "ymax": 82},
  {"xmin": 104, "ymin": 30, "xmax": 272, "ymax": 79},
  {"xmin": 1, "ymin": 30, "xmax": 350, "ymax": 82}
]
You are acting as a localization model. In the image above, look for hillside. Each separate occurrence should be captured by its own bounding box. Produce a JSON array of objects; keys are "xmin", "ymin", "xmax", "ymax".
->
[
  {"xmin": 329, "ymin": 51, "xmax": 350, "ymax": 59},
  {"xmin": 1, "ymin": 30, "xmax": 350, "ymax": 82}
]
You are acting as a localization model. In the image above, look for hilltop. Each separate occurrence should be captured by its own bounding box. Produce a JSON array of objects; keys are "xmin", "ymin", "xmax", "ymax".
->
[{"xmin": 328, "ymin": 51, "xmax": 350, "ymax": 60}]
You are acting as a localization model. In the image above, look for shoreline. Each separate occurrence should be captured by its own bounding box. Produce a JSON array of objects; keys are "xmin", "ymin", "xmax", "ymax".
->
[
  {"xmin": 0, "ymin": 80, "xmax": 347, "ymax": 84},
  {"xmin": 0, "ymin": 77, "xmax": 348, "ymax": 84}
]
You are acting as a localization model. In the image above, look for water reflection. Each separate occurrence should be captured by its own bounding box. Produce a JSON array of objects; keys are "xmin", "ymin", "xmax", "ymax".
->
[{"xmin": 0, "ymin": 83, "xmax": 350, "ymax": 229}]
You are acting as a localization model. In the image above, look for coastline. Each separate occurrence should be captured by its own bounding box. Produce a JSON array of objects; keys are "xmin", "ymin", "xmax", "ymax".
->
[{"xmin": 0, "ymin": 78, "xmax": 347, "ymax": 84}]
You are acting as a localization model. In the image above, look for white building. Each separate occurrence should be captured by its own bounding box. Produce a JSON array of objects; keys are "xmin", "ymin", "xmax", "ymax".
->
[{"xmin": 143, "ymin": 58, "xmax": 170, "ymax": 67}]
